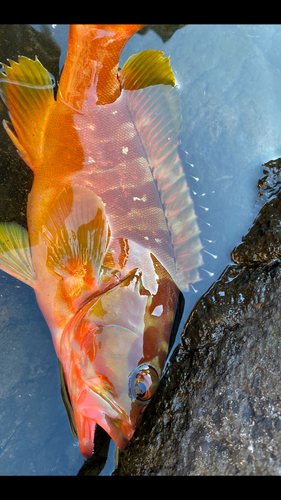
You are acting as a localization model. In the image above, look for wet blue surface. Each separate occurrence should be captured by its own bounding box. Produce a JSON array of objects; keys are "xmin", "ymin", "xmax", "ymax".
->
[{"xmin": 1, "ymin": 24, "xmax": 281, "ymax": 474}]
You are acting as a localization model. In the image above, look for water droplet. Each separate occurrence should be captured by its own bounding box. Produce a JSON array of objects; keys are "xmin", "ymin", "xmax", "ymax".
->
[{"xmin": 203, "ymin": 249, "xmax": 217, "ymax": 259}]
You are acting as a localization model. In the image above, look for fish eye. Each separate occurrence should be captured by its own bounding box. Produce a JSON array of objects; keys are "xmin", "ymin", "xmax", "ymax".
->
[{"xmin": 129, "ymin": 364, "xmax": 159, "ymax": 402}]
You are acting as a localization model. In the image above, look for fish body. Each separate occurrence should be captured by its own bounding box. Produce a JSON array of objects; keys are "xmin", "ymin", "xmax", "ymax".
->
[{"xmin": 0, "ymin": 25, "xmax": 203, "ymax": 457}]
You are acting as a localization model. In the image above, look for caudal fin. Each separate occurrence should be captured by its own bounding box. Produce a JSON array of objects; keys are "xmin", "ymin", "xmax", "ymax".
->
[{"xmin": 58, "ymin": 24, "xmax": 146, "ymax": 108}]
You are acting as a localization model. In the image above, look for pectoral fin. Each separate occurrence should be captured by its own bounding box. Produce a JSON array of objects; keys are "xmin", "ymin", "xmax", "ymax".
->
[
  {"xmin": 42, "ymin": 185, "xmax": 111, "ymax": 286},
  {"xmin": 0, "ymin": 222, "xmax": 36, "ymax": 286}
]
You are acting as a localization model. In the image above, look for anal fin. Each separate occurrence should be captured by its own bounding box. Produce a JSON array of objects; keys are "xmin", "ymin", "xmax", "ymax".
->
[{"xmin": 0, "ymin": 222, "xmax": 36, "ymax": 286}]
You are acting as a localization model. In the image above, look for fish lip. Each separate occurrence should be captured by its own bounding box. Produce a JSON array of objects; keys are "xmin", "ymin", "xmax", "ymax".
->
[
  {"xmin": 90, "ymin": 385, "xmax": 128, "ymax": 419},
  {"xmin": 77, "ymin": 387, "xmax": 135, "ymax": 449},
  {"xmin": 78, "ymin": 386, "xmax": 127, "ymax": 419}
]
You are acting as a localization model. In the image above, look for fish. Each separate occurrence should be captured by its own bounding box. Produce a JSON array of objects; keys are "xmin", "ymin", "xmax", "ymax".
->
[{"xmin": 0, "ymin": 24, "xmax": 203, "ymax": 458}]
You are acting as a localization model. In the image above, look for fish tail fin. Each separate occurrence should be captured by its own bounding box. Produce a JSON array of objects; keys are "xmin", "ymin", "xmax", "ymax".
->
[
  {"xmin": 0, "ymin": 56, "xmax": 55, "ymax": 170},
  {"xmin": 58, "ymin": 24, "xmax": 146, "ymax": 108}
]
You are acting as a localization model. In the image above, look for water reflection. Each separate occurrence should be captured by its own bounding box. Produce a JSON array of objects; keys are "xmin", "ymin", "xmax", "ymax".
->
[{"xmin": 1, "ymin": 24, "xmax": 281, "ymax": 475}]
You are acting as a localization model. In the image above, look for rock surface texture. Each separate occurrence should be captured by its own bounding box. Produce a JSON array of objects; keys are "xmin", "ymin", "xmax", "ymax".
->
[{"xmin": 113, "ymin": 179, "xmax": 281, "ymax": 475}]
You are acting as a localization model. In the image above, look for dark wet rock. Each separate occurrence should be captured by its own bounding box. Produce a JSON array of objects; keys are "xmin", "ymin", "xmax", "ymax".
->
[
  {"xmin": 139, "ymin": 25, "xmax": 187, "ymax": 43},
  {"xmin": 0, "ymin": 24, "xmax": 61, "ymax": 80},
  {"xmin": 112, "ymin": 190, "xmax": 281, "ymax": 475},
  {"xmin": 257, "ymin": 157, "xmax": 281, "ymax": 202},
  {"xmin": 232, "ymin": 162, "xmax": 281, "ymax": 266}
]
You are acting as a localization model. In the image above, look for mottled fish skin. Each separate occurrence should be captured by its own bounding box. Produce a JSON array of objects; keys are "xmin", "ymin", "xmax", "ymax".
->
[{"xmin": 0, "ymin": 25, "xmax": 202, "ymax": 457}]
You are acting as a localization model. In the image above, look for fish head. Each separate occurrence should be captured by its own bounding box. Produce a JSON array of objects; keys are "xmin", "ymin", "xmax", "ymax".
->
[{"xmin": 60, "ymin": 261, "xmax": 180, "ymax": 457}]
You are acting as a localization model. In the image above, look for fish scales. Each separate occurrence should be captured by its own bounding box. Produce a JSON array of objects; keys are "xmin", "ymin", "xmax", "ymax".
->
[{"xmin": 73, "ymin": 92, "xmax": 176, "ymax": 273}]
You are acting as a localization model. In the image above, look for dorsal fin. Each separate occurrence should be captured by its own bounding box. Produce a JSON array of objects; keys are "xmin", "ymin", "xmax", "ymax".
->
[
  {"xmin": 126, "ymin": 84, "xmax": 203, "ymax": 290},
  {"xmin": 120, "ymin": 49, "xmax": 175, "ymax": 90},
  {"xmin": 0, "ymin": 56, "xmax": 55, "ymax": 169},
  {"xmin": 41, "ymin": 185, "xmax": 111, "ymax": 285}
]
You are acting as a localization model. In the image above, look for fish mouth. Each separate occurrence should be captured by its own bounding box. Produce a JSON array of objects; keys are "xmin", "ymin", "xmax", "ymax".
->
[{"xmin": 77, "ymin": 387, "xmax": 135, "ymax": 456}]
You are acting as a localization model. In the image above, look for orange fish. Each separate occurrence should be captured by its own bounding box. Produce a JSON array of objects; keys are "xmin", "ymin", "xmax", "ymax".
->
[{"xmin": 0, "ymin": 24, "xmax": 203, "ymax": 457}]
